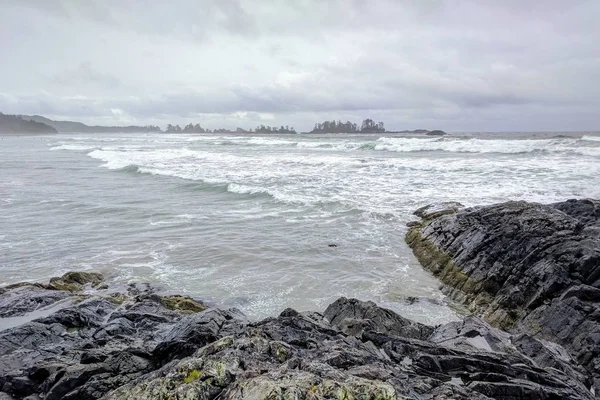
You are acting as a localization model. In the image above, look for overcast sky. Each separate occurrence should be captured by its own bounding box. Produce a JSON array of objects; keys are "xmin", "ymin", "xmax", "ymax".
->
[{"xmin": 1, "ymin": 0, "xmax": 599, "ymax": 131}]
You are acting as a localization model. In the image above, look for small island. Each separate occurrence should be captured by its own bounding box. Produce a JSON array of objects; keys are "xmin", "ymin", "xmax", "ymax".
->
[{"xmin": 310, "ymin": 119, "xmax": 385, "ymax": 134}]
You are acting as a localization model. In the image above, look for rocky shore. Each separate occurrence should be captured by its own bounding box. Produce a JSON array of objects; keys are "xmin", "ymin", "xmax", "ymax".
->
[
  {"xmin": 0, "ymin": 271, "xmax": 593, "ymax": 399},
  {"xmin": 0, "ymin": 198, "xmax": 598, "ymax": 399},
  {"xmin": 407, "ymin": 198, "xmax": 600, "ymax": 397}
]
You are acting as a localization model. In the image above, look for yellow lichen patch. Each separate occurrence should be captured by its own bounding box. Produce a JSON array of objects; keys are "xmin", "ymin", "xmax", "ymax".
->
[
  {"xmin": 183, "ymin": 369, "xmax": 202, "ymax": 384},
  {"xmin": 161, "ymin": 296, "xmax": 207, "ymax": 314},
  {"xmin": 107, "ymin": 292, "xmax": 128, "ymax": 304},
  {"xmin": 47, "ymin": 271, "xmax": 104, "ymax": 292}
]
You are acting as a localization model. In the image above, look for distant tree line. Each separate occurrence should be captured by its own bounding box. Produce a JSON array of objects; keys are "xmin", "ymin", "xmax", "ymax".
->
[
  {"xmin": 254, "ymin": 125, "xmax": 296, "ymax": 134},
  {"xmin": 166, "ymin": 123, "xmax": 208, "ymax": 133},
  {"xmin": 1, "ymin": 113, "xmax": 414, "ymax": 135},
  {"xmin": 310, "ymin": 118, "xmax": 385, "ymax": 133},
  {"xmin": 0, "ymin": 113, "xmax": 57, "ymax": 133},
  {"xmin": 165, "ymin": 123, "xmax": 255, "ymax": 134},
  {"xmin": 165, "ymin": 123, "xmax": 296, "ymax": 134}
]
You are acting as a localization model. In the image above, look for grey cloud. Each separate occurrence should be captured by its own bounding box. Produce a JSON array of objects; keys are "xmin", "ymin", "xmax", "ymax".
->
[
  {"xmin": 7, "ymin": 0, "xmax": 258, "ymax": 40},
  {"xmin": 50, "ymin": 62, "xmax": 124, "ymax": 89},
  {"xmin": 0, "ymin": 0, "xmax": 599, "ymax": 131}
]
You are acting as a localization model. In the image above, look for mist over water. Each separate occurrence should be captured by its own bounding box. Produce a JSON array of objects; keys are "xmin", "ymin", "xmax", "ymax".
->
[{"xmin": 2, "ymin": 132, "xmax": 600, "ymax": 323}]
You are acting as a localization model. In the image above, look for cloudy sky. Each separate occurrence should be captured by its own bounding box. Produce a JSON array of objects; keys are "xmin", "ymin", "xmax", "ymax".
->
[{"xmin": 1, "ymin": 0, "xmax": 599, "ymax": 131}]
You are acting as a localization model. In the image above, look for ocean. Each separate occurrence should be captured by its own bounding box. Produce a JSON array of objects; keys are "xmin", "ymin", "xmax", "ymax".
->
[{"xmin": 1, "ymin": 131, "xmax": 599, "ymax": 324}]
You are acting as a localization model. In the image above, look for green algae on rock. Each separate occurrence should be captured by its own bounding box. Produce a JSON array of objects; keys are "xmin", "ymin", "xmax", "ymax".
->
[
  {"xmin": 47, "ymin": 271, "xmax": 105, "ymax": 292},
  {"xmin": 160, "ymin": 295, "xmax": 207, "ymax": 314}
]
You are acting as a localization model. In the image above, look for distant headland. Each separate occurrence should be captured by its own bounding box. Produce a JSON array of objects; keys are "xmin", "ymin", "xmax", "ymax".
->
[{"xmin": 0, "ymin": 112, "xmax": 446, "ymax": 136}]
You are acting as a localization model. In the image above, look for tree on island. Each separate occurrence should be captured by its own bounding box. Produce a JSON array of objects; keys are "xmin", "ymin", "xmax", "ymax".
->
[
  {"xmin": 311, "ymin": 120, "xmax": 359, "ymax": 133},
  {"xmin": 254, "ymin": 125, "xmax": 296, "ymax": 133},
  {"xmin": 165, "ymin": 124, "xmax": 182, "ymax": 133},
  {"xmin": 182, "ymin": 123, "xmax": 206, "ymax": 133},
  {"xmin": 360, "ymin": 119, "xmax": 385, "ymax": 133},
  {"xmin": 165, "ymin": 122, "xmax": 269, "ymax": 134},
  {"xmin": 310, "ymin": 119, "xmax": 384, "ymax": 133}
]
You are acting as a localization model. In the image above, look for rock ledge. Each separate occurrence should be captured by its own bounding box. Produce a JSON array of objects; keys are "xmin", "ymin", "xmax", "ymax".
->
[{"xmin": 406, "ymin": 198, "xmax": 600, "ymax": 395}]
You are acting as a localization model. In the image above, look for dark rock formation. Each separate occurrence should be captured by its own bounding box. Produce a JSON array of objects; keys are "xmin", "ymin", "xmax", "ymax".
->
[
  {"xmin": 0, "ymin": 273, "xmax": 594, "ymax": 399},
  {"xmin": 406, "ymin": 198, "xmax": 600, "ymax": 396}
]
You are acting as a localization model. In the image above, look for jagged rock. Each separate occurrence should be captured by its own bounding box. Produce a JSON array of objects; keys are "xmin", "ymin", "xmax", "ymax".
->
[
  {"xmin": 0, "ymin": 273, "xmax": 595, "ymax": 399},
  {"xmin": 0, "ymin": 273, "xmax": 227, "ymax": 400},
  {"xmin": 0, "ymin": 285, "xmax": 70, "ymax": 318},
  {"xmin": 413, "ymin": 202, "xmax": 464, "ymax": 220},
  {"xmin": 105, "ymin": 299, "xmax": 592, "ymax": 399},
  {"xmin": 406, "ymin": 198, "xmax": 600, "ymax": 395},
  {"xmin": 324, "ymin": 297, "xmax": 434, "ymax": 340}
]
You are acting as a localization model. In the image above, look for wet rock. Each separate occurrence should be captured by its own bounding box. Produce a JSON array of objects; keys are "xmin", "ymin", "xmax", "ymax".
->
[
  {"xmin": 0, "ymin": 273, "xmax": 229, "ymax": 399},
  {"xmin": 429, "ymin": 315, "xmax": 512, "ymax": 353},
  {"xmin": 324, "ymin": 297, "xmax": 434, "ymax": 340},
  {"xmin": 406, "ymin": 198, "xmax": 600, "ymax": 395},
  {"xmin": 0, "ymin": 285, "xmax": 70, "ymax": 318},
  {"xmin": 0, "ymin": 272, "xmax": 595, "ymax": 399},
  {"xmin": 106, "ymin": 298, "xmax": 592, "ymax": 399},
  {"xmin": 152, "ymin": 308, "xmax": 247, "ymax": 363},
  {"xmin": 413, "ymin": 202, "xmax": 464, "ymax": 220}
]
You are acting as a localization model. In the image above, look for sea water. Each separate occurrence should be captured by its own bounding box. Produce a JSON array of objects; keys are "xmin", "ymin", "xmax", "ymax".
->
[{"xmin": 1, "ymin": 131, "xmax": 599, "ymax": 323}]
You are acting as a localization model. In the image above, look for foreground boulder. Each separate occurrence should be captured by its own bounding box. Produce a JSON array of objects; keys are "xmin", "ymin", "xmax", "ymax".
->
[
  {"xmin": 0, "ymin": 273, "xmax": 594, "ymax": 399},
  {"xmin": 406, "ymin": 199, "xmax": 600, "ymax": 395}
]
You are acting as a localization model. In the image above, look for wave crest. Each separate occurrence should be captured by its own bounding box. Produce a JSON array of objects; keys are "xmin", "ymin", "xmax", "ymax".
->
[{"xmin": 581, "ymin": 135, "xmax": 600, "ymax": 142}]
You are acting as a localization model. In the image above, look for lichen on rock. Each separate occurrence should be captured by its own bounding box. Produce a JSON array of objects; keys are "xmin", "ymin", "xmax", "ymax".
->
[
  {"xmin": 160, "ymin": 295, "xmax": 207, "ymax": 314},
  {"xmin": 47, "ymin": 271, "xmax": 105, "ymax": 292}
]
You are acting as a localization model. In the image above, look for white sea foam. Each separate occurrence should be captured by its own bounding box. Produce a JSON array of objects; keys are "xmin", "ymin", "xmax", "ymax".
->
[
  {"xmin": 247, "ymin": 137, "xmax": 297, "ymax": 146},
  {"xmin": 4, "ymin": 132, "xmax": 600, "ymax": 322},
  {"xmin": 170, "ymin": 134, "xmax": 600, "ymax": 157},
  {"xmin": 227, "ymin": 183, "xmax": 268, "ymax": 195},
  {"xmin": 82, "ymin": 134, "xmax": 600, "ymax": 215},
  {"xmin": 581, "ymin": 135, "xmax": 600, "ymax": 142},
  {"xmin": 376, "ymin": 137, "xmax": 540, "ymax": 154},
  {"xmin": 50, "ymin": 144, "xmax": 98, "ymax": 151}
]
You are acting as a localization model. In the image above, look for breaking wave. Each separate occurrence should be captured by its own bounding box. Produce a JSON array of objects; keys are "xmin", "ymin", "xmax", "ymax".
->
[{"xmin": 581, "ymin": 135, "xmax": 600, "ymax": 142}]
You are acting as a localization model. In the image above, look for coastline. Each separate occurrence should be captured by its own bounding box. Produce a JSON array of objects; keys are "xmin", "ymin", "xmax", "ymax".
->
[{"xmin": 0, "ymin": 199, "xmax": 598, "ymax": 399}]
